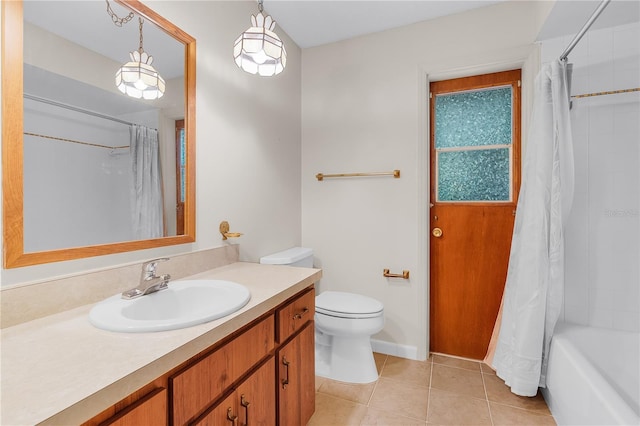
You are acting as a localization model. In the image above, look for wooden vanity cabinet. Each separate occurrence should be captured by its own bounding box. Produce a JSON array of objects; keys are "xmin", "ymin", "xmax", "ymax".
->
[
  {"xmin": 171, "ymin": 314, "xmax": 275, "ymax": 425},
  {"xmin": 84, "ymin": 285, "xmax": 315, "ymax": 426}
]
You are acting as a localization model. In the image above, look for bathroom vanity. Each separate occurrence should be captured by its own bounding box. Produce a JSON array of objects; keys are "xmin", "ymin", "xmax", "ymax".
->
[{"xmin": 0, "ymin": 262, "xmax": 320, "ymax": 425}]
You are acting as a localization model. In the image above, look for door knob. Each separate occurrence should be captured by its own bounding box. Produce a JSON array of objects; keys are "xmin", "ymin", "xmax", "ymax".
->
[{"xmin": 432, "ymin": 227, "xmax": 443, "ymax": 238}]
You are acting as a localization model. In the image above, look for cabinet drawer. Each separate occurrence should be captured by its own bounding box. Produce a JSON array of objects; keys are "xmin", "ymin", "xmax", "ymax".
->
[
  {"xmin": 101, "ymin": 388, "xmax": 167, "ymax": 426},
  {"xmin": 277, "ymin": 287, "xmax": 314, "ymax": 343},
  {"xmin": 171, "ymin": 315, "xmax": 275, "ymax": 425}
]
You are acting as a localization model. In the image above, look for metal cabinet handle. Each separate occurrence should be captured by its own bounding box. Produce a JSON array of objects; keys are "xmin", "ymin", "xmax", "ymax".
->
[
  {"xmin": 293, "ymin": 307, "xmax": 309, "ymax": 320},
  {"xmin": 227, "ymin": 407, "xmax": 238, "ymax": 426},
  {"xmin": 240, "ymin": 394, "xmax": 250, "ymax": 426},
  {"xmin": 281, "ymin": 356, "xmax": 290, "ymax": 389}
]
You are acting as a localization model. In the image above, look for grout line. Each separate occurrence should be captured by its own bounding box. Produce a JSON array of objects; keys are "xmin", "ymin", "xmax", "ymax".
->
[
  {"xmin": 365, "ymin": 377, "xmax": 380, "ymax": 408},
  {"xmin": 425, "ymin": 352, "xmax": 434, "ymax": 424},
  {"xmin": 481, "ymin": 368, "xmax": 495, "ymax": 426}
]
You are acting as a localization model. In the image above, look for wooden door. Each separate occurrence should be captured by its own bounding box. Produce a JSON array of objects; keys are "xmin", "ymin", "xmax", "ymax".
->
[
  {"xmin": 175, "ymin": 119, "xmax": 185, "ymax": 235},
  {"xmin": 429, "ymin": 70, "xmax": 521, "ymax": 360}
]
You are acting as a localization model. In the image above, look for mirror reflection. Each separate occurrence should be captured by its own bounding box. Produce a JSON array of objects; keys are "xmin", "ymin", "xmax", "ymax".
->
[{"xmin": 22, "ymin": 1, "xmax": 186, "ymax": 252}]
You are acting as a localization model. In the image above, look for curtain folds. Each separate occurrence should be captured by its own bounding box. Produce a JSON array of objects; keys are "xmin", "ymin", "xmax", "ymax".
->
[
  {"xmin": 130, "ymin": 124, "xmax": 164, "ymax": 240},
  {"xmin": 490, "ymin": 59, "xmax": 574, "ymax": 396}
]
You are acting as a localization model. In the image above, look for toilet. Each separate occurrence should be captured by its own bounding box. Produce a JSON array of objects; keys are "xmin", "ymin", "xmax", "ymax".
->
[{"xmin": 260, "ymin": 247, "xmax": 385, "ymax": 384}]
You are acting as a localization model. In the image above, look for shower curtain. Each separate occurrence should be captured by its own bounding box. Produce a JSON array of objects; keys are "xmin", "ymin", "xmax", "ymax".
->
[
  {"xmin": 130, "ymin": 124, "xmax": 164, "ymax": 239},
  {"xmin": 490, "ymin": 59, "xmax": 574, "ymax": 396}
]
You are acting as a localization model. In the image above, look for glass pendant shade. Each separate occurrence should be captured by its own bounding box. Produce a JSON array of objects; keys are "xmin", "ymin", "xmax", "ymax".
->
[
  {"xmin": 116, "ymin": 50, "xmax": 165, "ymax": 100},
  {"xmin": 234, "ymin": 12, "xmax": 286, "ymax": 77},
  {"xmin": 115, "ymin": 19, "xmax": 165, "ymax": 100}
]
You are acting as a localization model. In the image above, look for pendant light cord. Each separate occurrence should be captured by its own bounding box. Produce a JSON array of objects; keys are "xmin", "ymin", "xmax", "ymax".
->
[{"xmin": 138, "ymin": 18, "xmax": 145, "ymax": 53}]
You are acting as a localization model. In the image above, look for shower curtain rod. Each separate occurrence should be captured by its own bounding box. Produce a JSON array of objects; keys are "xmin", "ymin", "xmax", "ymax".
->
[
  {"xmin": 559, "ymin": 0, "xmax": 611, "ymax": 61},
  {"xmin": 24, "ymin": 93, "xmax": 136, "ymax": 127}
]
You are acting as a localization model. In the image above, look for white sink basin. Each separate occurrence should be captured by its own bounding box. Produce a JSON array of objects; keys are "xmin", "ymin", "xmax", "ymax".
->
[{"xmin": 89, "ymin": 280, "xmax": 251, "ymax": 333}]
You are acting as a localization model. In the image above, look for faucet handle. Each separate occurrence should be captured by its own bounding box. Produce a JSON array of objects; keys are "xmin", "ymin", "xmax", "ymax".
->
[{"xmin": 142, "ymin": 257, "xmax": 170, "ymax": 274}]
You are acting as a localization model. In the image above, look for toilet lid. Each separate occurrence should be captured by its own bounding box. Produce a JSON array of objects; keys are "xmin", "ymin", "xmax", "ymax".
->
[{"xmin": 315, "ymin": 291, "xmax": 383, "ymax": 317}]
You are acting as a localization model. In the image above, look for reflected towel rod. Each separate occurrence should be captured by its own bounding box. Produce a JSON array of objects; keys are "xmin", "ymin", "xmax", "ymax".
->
[
  {"xmin": 24, "ymin": 131, "xmax": 129, "ymax": 150},
  {"xmin": 316, "ymin": 170, "xmax": 400, "ymax": 181}
]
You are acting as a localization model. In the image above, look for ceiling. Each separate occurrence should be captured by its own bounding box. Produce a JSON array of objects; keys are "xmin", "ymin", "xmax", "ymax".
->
[
  {"xmin": 263, "ymin": 0, "xmax": 640, "ymax": 49},
  {"xmin": 23, "ymin": 1, "xmax": 184, "ymax": 79},
  {"xmin": 262, "ymin": 0, "xmax": 506, "ymax": 48},
  {"xmin": 537, "ymin": 0, "xmax": 640, "ymax": 41}
]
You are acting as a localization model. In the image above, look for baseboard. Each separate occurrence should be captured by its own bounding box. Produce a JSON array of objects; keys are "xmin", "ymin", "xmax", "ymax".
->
[{"xmin": 371, "ymin": 339, "xmax": 420, "ymax": 360}]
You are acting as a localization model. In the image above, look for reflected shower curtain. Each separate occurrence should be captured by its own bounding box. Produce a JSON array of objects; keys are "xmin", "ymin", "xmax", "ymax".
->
[
  {"xmin": 130, "ymin": 124, "xmax": 164, "ymax": 239},
  {"xmin": 491, "ymin": 60, "xmax": 574, "ymax": 396}
]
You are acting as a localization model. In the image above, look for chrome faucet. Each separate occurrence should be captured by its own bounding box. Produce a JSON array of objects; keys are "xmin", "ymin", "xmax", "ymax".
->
[{"xmin": 122, "ymin": 258, "xmax": 171, "ymax": 299}]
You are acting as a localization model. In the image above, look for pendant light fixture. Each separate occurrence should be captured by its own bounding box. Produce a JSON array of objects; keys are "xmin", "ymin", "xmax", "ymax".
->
[
  {"xmin": 115, "ymin": 17, "xmax": 165, "ymax": 99},
  {"xmin": 233, "ymin": 0, "xmax": 286, "ymax": 77}
]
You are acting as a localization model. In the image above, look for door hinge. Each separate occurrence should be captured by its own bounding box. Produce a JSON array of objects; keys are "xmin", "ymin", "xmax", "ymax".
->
[
  {"xmin": 517, "ymin": 80, "xmax": 521, "ymax": 87},
  {"xmin": 429, "ymin": 92, "xmax": 433, "ymax": 99}
]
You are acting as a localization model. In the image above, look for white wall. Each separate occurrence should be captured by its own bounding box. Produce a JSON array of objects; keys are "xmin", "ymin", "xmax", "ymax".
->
[
  {"xmin": 301, "ymin": 1, "xmax": 553, "ymax": 359},
  {"xmin": 1, "ymin": 1, "xmax": 302, "ymax": 285},
  {"xmin": 541, "ymin": 22, "xmax": 640, "ymax": 332}
]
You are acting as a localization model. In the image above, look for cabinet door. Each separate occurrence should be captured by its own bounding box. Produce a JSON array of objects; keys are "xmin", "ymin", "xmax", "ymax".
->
[
  {"xmin": 194, "ymin": 393, "xmax": 237, "ymax": 426},
  {"xmin": 101, "ymin": 388, "xmax": 167, "ymax": 426},
  {"xmin": 236, "ymin": 357, "xmax": 276, "ymax": 426},
  {"xmin": 298, "ymin": 323, "xmax": 315, "ymax": 425},
  {"xmin": 277, "ymin": 323, "xmax": 315, "ymax": 426},
  {"xmin": 196, "ymin": 358, "xmax": 276, "ymax": 426}
]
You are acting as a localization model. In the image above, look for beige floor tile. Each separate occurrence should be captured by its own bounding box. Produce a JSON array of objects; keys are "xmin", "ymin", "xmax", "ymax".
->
[
  {"xmin": 308, "ymin": 392, "xmax": 368, "ymax": 426},
  {"xmin": 369, "ymin": 377, "xmax": 429, "ymax": 421},
  {"xmin": 427, "ymin": 388, "xmax": 491, "ymax": 425},
  {"xmin": 483, "ymin": 374, "xmax": 551, "ymax": 415},
  {"xmin": 430, "ymin": 363, "xmax": 485, "ymax": 399},
  {"xmin": 431, "ymin": 354, "xmax": 481, "ymax": 372},
  {"xmin": 490, "ymin": 402, "xmax": 557, "ymax": 425},
  {"xmin": 360, "ymin": 406, "xmax": 426, "ymax": 426},
  {"xmin": 374, "ymin": 352, "xmax": 388, "ymax": 375},
  {"xmin": 316, "ymin": 375, "xmax": 327, "ymax": 391},
  {"xmin": 380, "ymin": 355, "xmax": 431, "ymax": 388},
  {"xmin": 480, "ymin": 363, "xmax": 496, "ymax": 375},
  {"xmin": 318, "ymin": 379, "xmax": 377, "ymax": 405}
]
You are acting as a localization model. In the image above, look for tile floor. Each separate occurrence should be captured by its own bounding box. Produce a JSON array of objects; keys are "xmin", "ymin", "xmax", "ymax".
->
[{"xmin": 308, "ymin": 353, "xmax": 556, "ymax": 426}]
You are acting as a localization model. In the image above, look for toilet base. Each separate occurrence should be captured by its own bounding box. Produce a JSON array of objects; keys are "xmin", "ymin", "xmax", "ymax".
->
[{"xmin": 315, "ymin": 331, "xmax": 379, "ymax": 384}]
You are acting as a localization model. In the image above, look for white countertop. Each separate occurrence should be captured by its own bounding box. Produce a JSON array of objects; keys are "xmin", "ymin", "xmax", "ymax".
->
[{"xmin": 0, "ymin": 262, "xmax": 321, "ymax": 425}]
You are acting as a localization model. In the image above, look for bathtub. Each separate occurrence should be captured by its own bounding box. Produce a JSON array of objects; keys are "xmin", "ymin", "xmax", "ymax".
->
[{"xmin": 542, "ymin": 322, "xmax": 640, "ymax": 426}]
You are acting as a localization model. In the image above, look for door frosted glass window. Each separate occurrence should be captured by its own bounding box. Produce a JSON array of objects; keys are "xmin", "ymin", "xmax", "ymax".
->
[{"xmin": 434, "ymin": 86, "xmax": 513, "ymax": 202}]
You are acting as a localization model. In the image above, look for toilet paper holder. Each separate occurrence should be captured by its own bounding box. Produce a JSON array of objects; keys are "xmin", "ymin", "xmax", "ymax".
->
[{"xmin": 383, "ymin": 269, "xmax": 410, "ymax": 279}]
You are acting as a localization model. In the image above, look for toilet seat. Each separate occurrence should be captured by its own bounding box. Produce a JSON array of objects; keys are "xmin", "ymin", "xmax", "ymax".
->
[{"xmin": 316, "ymin": 291, "xmax": 383, "ymax": 319}]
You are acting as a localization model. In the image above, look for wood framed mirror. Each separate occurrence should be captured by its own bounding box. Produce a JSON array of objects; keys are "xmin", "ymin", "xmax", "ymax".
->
[{"xmin": 2, "ymin": 0, "xmax": 196, "ymax": 268}]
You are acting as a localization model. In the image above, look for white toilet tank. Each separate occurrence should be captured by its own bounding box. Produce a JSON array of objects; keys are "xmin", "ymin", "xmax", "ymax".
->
[{"xmin": 259, "ymin": 247, "xmax": 313, "ymax": 268}]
